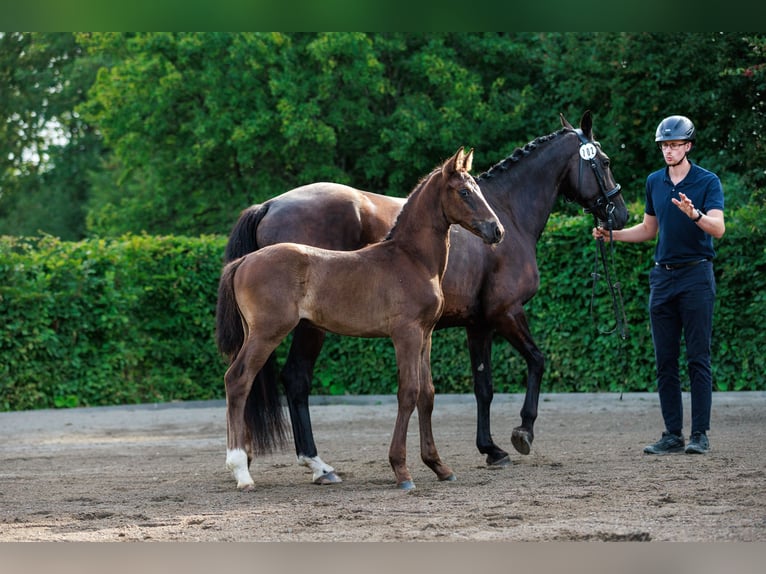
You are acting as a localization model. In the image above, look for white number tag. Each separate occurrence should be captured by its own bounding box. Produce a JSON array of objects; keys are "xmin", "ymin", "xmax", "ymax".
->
[{"xmin": 579, "ymin": 143, "xmax": 597, "ymax": 161}]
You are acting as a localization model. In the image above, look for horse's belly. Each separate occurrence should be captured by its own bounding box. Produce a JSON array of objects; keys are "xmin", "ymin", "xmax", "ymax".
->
[{"xmin": 303, "ymin": 311, "xmax": 390, "ymax": 339}]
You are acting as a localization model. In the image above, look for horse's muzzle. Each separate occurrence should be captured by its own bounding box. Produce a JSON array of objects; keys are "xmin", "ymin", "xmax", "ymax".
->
[{"xmin": 480, "ymin": 221, "xmax": 505, "ymax": 245}]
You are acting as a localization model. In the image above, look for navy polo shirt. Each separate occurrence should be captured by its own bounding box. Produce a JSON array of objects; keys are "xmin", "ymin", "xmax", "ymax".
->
[{"xmin": 645, "ymin": 161, "xmax": 724, "ymax": 266}]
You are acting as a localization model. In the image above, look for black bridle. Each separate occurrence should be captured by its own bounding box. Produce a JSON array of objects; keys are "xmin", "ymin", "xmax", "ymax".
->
[
  {"xmin": 573, "ymin": 129, "xmax": 629, "ymax": 340},
  {"xmin": 573, "ymin": 129, "xmax": 622, "ymax": 220}
]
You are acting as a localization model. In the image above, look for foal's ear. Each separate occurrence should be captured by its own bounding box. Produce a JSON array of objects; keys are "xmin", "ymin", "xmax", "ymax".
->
[
  {"xmin": 448, "ymin": 146, "xmax": 466, "ymax": 175},
  {"xmin": 463, "ymin": 148, "xmax": 474, "ymax": 172}
]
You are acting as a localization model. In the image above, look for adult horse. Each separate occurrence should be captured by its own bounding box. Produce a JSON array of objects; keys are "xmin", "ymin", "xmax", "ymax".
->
[
  {"xmin": 217, "ymin": 148, "xmax": 504, "ymax": 491},
  {"xmin": 217, "ymin": 111, "xmax": 628, "ymax": 484}
]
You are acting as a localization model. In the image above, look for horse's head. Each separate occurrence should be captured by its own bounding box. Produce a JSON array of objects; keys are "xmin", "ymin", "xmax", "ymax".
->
[
  {"xmin": 441, "ymin": 147, "xmax": 504, "ymax": 245},
  {"xmin": 560, "ymin": 111, "xmax": 629, "ymax": 230}
]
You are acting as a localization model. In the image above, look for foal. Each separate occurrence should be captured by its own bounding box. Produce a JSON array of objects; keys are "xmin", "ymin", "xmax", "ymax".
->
[{"xmin": 218, "ymin": 147, "xmax": 504, "ymax": 491}]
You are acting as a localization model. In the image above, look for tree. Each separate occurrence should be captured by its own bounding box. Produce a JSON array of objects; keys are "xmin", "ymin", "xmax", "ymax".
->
[
  {"xmin": 80, "ymin": 32, "xmax": 543, "ymax": 236},
  {"xmin": 0, "ymin": 32, "xmax": 103, "ymax": 239}
]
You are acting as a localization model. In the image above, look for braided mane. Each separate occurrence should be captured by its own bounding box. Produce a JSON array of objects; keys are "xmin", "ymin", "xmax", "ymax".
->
[{"xmin": 477, "ymin": 129, "xmax": 566, "ymax": 180}]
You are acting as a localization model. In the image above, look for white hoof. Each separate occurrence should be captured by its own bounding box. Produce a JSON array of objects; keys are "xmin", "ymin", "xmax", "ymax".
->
[
  {"xmin": 226, "ymin": 448, "xmax": 255, "ymax": 491},
  {"xmin": 298, "ymin": 455, "xmax": 338, "ymax": 483}
]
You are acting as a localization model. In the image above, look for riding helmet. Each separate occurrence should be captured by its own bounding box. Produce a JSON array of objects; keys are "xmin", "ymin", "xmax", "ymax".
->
[{"xmin": 655, "ymin": 115, "xmax": 696, "ymax": 142}]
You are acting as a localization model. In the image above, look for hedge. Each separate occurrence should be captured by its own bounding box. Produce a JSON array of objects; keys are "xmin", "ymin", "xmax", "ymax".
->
[
  {"xmin": 1, "ymin": 207, "xmax": 763, "ymax": 411},
  {"xmin": 0, "ymin": 234, "xmax": 227, "ymax": 410}
]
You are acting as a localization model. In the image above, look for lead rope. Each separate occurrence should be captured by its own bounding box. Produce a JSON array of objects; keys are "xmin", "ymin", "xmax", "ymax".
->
[{"xmin": 589, "ymin": 211, "xmax": 629, "ymax": 340}]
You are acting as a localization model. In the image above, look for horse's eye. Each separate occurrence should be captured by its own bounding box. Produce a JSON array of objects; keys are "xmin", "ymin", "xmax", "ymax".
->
[{"xmin": 459, "ymin": 188, "xmax": 470, "ymax": 198}]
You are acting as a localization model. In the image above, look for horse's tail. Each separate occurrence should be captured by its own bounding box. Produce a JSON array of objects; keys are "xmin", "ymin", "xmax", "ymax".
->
[
  {"xmin": 246, "ymin": 358, "xmax": 288, "ymax": 455},
  {"xmin": 216, "ymin": 203, "xmax": 270, "ymax": 361},
  {"xmin": 217, "ymin": 256, "xmax": 288, "ymax": 455},
  {"xmin": 224, "ymin": 203, "xmax": 270, "ymax": 262}
]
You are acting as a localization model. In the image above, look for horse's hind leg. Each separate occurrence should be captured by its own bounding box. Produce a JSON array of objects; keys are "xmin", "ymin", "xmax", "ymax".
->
[
  {"xmin": 283, "ymin": 323, "xmax": 341, "ymax": 484},
  {"xmin": 224, "ymin": 337, "xmax": 278, "ymax": 491},
  {"xmin": 466, "ymin": 326, "xmax": 511, "ymax": 466}
]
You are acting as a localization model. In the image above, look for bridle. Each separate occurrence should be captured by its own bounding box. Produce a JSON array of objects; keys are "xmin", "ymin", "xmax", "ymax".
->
[
  {"xmin": 572, "ymin": 129, "xmax": 629, "ymax": 340},
  {"xmin": 573, "ymin": 129, "xmax": 622, "ymax": 220}
]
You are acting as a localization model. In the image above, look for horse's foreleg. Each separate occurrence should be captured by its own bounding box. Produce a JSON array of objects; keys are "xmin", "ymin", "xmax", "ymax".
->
[
  {"xmin": 416, "ymin": 335, "xmax": 455, "ymax": 482},
  {"xmin": 497, "ymin": 310, "xmax": 544, "ymax": 455},
  {"xmin": 282, "ymin": 323, "xmax": 341, "ymax": 484},
  {"xmin": 466, "ymin": 326, "xmax": 510, "ymax": 466},
  {"xmin": 389, "ymin": 333, "xmax": 422, "ymax": 490}
]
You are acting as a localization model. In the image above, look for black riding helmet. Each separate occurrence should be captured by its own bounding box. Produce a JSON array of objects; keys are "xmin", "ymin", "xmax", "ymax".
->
[{"xmin": 655, "ymin": 115, "xmax": 696, "ymax": 143}]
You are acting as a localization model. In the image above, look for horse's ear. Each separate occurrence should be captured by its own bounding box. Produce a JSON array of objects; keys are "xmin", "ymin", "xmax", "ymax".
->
[
  {"xmin": 448, "ymin": 146, "xmax": 465, "ymax": 175},
  {"xmin": 580, "ymin": 110, "xmax": 593, "ymax": 139},
  {"xmin": 560, "ymin": 113, "xmax": 574, "ymax": 130},
  {"xmin": 464, "ymin": 148, "xmax": 474, "ymax": 172}
]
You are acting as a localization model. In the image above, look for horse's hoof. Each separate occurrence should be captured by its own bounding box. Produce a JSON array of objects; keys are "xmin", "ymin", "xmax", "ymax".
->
[
  {"xmin": 397, "ymin": 480, "xmax": 416, "ymax": 491},
  {"xmin": 238, "ymin": 483, "xmax": 255, "ymax": 492},
  {"xmin": 439, "ymin": 473, "xmax": 457, "ymax": 482},
  {"xmin": 511, "ymin": 428, "xmax": 532, "ymax": 455},
  {"xmin": 314, "ymin": 471, "xmax": 343, "ymax": 485},
  {"xmin": 486, "ymin": 453, "xmax": 511, "ymax": 468}
]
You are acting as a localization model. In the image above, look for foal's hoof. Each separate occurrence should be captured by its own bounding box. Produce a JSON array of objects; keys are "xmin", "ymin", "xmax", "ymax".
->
[
  {"xmin": 397, "ymin": 480, "xmax": 416, "ymax": 491},
  {"xmin": 511, "ymin": 427, "xmax": 533, "ymax": 455},
  {"xmin": 313, "ymin": 471, "xmax": 343, "ymax": 485}
]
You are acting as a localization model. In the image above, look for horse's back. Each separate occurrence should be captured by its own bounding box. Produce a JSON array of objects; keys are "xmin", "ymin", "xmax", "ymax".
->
[{"xmin": 258, "ymin": 183, "xmax": 403, "ymax": 250}]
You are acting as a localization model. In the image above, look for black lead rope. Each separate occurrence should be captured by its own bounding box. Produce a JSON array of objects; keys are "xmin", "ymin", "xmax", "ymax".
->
[{"xmin": 590, "ymin": 213, "xmax": 629, "ymax": 340}]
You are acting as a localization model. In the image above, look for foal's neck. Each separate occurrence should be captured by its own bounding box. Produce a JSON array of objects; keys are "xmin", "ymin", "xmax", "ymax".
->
[{"xmin": 389, "ymin": 179, "xmax": 452, "ymax": 275}]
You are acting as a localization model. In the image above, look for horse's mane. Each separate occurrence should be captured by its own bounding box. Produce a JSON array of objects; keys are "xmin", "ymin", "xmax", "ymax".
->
[
  {"xmin": 477, "ymin": 128, "xmax": 566, "ymax": 181},
  {"xmin": 384, "ymin": 164, "xmax": 442, "ymax": 241}
]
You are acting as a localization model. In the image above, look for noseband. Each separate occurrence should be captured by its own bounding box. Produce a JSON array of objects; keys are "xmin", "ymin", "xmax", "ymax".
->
[{"xmin": 574, "ymin": 129, "xmax": 622, "ymax": 227}]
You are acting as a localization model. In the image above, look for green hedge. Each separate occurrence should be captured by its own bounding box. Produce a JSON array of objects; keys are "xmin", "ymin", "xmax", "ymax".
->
[
  {"xmin": 0, "ymin": 234, "xmax": 228, "ymax": 410},
  {"xmin": 1, "ymin": 208, "xmax": 763, "ymax": 411}
]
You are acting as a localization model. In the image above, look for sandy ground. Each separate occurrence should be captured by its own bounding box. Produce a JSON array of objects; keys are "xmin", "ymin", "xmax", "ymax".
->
[{"xmin": 0, "ymin": 392, "xmax": 764, "ymax": 543}]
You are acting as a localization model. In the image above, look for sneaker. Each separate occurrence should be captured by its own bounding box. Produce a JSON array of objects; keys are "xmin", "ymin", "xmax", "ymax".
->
[
  {"xmin": 685, "ymin": 432, "xmax": 709, "ymax": 454},
  {"xmin": 643, "ymin": 432, "xmax": 685, "ymax": 454}
]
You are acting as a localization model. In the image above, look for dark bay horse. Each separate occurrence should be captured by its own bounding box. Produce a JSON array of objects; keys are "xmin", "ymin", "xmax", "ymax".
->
[
  {"xmin": 217, "ymin": 148, "xmax": 504, "ymax": 491},
  {"xmin": 217, "ymin": 111, "xmax": 628, "ymax": 485}
]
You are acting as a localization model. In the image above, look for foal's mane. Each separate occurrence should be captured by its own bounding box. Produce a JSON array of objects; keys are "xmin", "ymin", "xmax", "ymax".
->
[
  {"xmin": 384, "ymin": 164, "xmax": 444, "ymax": 241},
  {"xmin": 477, "ymin": 128, "xmax": 566, "ymax": 181}
]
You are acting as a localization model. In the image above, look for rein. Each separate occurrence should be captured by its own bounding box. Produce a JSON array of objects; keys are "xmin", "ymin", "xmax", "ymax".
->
[
  {"xmin": 589, "ymin": 214, "xmax": 629, "ymax": 339},
  {"xmin": 572, "ymin": 129, "xmax": 629, "ymax": 340}
]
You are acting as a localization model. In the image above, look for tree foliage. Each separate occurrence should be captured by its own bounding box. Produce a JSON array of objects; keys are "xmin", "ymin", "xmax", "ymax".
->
[
  {"xmin": 0, "ymin": 32, "xmax": 104, "ymax": 239},
  {"xmin": 1, "ymin": 32, "xmax": 764, "ymax": 239}
]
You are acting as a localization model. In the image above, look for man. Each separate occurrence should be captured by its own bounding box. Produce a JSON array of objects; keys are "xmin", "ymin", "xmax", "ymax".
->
[{"xmin": 593, "ymin": 115, "xmax": 725, "ymax": 454}]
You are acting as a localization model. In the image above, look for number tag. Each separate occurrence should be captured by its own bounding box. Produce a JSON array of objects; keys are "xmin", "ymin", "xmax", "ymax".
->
[{"xmin": 579, "ymin": 143, "xmax": 597, "ymax": 161}]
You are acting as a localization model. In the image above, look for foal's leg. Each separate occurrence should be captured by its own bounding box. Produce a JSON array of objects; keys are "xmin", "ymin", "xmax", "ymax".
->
[
  {"xmin": 416, "ymin": 334, "xmax": 455, "ymax": 482},
  {"xmin": 282, "ymin": 323, "xmax": 341, "ymax": 484},
  {"xmin": 466, "ymin": 326, "xmax": 511, "ymax": 466},
  {"xmin": 224, "ymin": 336, "xmax": 278, "ymax": 491},
  {"xmin": 389, "ymin": 332, "xmax": 423, "ymax": 490}
]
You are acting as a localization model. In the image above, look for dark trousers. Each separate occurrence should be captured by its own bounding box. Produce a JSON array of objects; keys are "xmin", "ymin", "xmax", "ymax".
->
[{"xmin": 649, "ymin": 261, "xmax": 716, "ymax": 435}]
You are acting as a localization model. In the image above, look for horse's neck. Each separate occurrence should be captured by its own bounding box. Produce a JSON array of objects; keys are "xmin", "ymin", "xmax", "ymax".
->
[
  {"xmin": 389, "ymin": 185, "xmax": 451, "ymax": 275},
  {"xmin": 480, "ymin": 141, "xmax": 568, "ymax": 239}
]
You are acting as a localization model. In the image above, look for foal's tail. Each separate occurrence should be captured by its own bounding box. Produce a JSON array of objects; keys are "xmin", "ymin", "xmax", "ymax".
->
[
  {"xmin": 216, "ymin": 203, "xmax": 271, "ymax": 361},
  {"xmin": 217, "ymin": 256, "xmax": 288, "ymax": 455}
]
